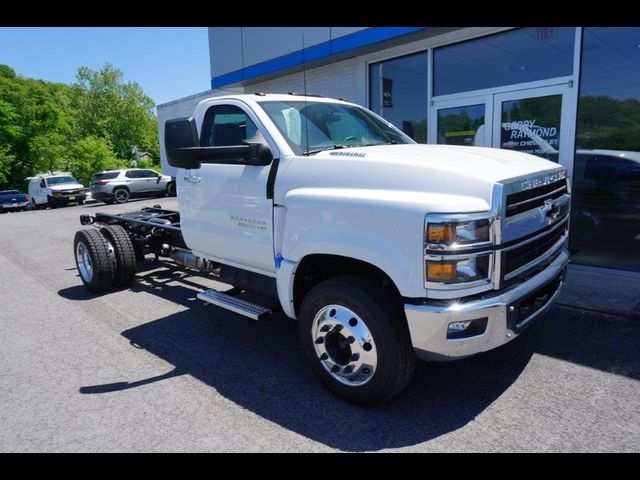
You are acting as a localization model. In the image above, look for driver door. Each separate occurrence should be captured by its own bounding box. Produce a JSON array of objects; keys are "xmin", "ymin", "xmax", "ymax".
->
[{"xmin": 178, "ymin": 101, "xmax": 277, "ymax": 275}]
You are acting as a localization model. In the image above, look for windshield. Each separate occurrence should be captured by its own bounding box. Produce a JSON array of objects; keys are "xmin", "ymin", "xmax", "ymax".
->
[
  {"xmin": 46, "ymin": 176, "xmax": 78, "ymax": 186},
  {"xmin": 259, "ymin": 101, "xmax": 414, "ymax": 155}
]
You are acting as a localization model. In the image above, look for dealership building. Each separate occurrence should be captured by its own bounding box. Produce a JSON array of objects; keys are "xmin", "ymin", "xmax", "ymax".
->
[{"xmin": 157, "ymin": 27, "xmax": 640, "ymax": 274}]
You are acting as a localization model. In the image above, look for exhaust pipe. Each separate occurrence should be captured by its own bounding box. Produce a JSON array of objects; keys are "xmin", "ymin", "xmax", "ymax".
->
[{"xmin": 171, "ymin": 249, "xmax": 217, "ymax": 271}]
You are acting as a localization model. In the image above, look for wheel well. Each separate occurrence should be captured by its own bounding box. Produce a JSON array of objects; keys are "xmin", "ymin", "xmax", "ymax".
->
[
  {"xmin": 112, "ymin": 185, "xmax": 130, "ymax": 193},
  {"xmin": 292, "ymin": 254, "xmax": 400, "ymax": 316}
]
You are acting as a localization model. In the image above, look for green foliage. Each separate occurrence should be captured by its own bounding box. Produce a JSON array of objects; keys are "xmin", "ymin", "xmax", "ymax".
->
[
  {"xmin": 0, "ymin": 63, "xmax": 159, "ymax": 189},
  {"xmin": 577, "ymin": 95, "xmax": 640, "ymax": 151},
  {"xmin": 72, "ymin": 64, "xmax": 159, "ymax": 161},
  {"xmin": 68, "ymin": 136, "xmax": 128, "ymax": 186}
]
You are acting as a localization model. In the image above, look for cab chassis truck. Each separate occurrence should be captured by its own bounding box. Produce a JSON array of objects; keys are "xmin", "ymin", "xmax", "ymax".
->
[{"xmin": 73, "ymin": 94, "xmax": 570, "ymax": 405}]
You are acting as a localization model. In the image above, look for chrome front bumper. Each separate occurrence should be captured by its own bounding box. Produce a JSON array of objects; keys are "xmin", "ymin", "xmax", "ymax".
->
[{"xmin": 405, "ymin": 249, "xmax": 568, "ymax": 361}]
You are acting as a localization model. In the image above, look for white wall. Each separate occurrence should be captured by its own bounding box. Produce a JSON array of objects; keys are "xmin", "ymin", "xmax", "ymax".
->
[{"xmin": 245, "ymin": 56, "xmax": 364, "ymax": 105}]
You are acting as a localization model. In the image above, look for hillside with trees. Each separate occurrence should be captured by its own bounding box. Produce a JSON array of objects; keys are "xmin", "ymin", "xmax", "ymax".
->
[{"xmin": 0, "ymin": 63, "xmax": 159, "ymax": 189}]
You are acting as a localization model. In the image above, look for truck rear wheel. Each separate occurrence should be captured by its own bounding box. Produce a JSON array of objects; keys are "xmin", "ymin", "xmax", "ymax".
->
[
  {"xmin": 298, "ymin": 275, "xmax": 416, "ymax": 406},
  {"xmin": 100, "ymin": 225, "xmax": 137, "ymax": 287},
  {"xmin": 74, "ymin": 229, "xmax": 115, "ymax": 293}
]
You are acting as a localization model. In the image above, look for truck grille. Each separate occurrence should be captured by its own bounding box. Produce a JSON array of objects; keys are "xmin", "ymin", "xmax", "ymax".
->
[
  {"xmin": 505, "ymin": 178, "xmax": 568, "ymax": 218},
  {"xmin": 503, "ymin": 225, "xmax": 566, "ymax": 278}
]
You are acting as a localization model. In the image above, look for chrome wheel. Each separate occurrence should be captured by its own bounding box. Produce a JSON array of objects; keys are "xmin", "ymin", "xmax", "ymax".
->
[
  {"xmin": 311, "ymin": 304, "xmax": 378, "ymax": 387},
  {"xmin": 76, "ymin": 241, "xmax": 93, "ymax": 283}
]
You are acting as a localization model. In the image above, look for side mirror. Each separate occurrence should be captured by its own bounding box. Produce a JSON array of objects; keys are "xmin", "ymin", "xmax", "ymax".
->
[
  {"xmin": 165, "ymin": 117, "xmax": 200, "ymax": 169},
  {"xmin": 165, "ymin": 117, "xmax": 273, "ymax": 168},
  {"xmin": 40, "ymin": 180, "xmax": 46, "ymax": 188}
]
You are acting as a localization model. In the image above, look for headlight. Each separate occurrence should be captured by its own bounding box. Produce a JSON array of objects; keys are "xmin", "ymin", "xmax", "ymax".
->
[
  {"xmin": 426, "ymin": 255, "xmax": 490, "ymax": 284},
  {"xmin": 426, "ymin": 219, "xmax": 490, "ymax": 248},
  {"xmin": 52, "ymin": 191, "xmax": 62, "ymax": 197}
]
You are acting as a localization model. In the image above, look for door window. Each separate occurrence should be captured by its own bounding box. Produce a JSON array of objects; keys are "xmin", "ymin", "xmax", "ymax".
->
[
  {"xmin": 499, "ymin": 94, "xmax": 561, "ymax": 162},
  {"xmin": 201, "ymin": 105, "xmax": 258, "ymax": 147},
  {"xmin": 437, "ymin": 104, "xmax": 486, "ymax": 146}
]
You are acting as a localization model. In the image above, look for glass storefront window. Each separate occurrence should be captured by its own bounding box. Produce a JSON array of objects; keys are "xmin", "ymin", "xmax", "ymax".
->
[
  {"xmin": 434, "ymin": 27, "xmax": 575, "ymax": 96},
  {"xmin": 571, "ymin": 27, "xmax": 640, "ymax": 272},
  {"xmin": 499, "ymin": 95, "xmax": 562, "ymax": 162},
  {"xmin": 369, "ymin": 52, "xmax": 428, "ymax": 142},
  {"xmin": 437, "ymin": 104, "xmax": 485, "ymax": 146}
]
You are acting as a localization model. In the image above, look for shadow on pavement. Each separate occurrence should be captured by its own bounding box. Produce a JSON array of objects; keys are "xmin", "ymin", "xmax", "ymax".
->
[
  {"xmin": 70, "ymin": 264, "xmax": 532, "ymax": 450},
  {"xmin": 71, "ymin": 264, "xmax": 640, "ymax": 450}
]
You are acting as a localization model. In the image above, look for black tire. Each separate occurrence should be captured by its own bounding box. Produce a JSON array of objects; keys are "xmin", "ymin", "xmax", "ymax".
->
[
  {"xmin": 30, "ymin": 199, "xmax": 38, "ymax": 210},
  {"xmin": 77, "ymin": 200, "xmax": 84, "ymax": 206},
  {"xmin": 73, "ymin": 229, "xmax": 115, "ymax": 293},
  {"xmin": 113, "ymin": 188, "xmax": 130, "ymax": 204},
  {"xmin": 166, "ymin": 182, "xmax": 176, "ymax": 197},
  {"xmin": 298, "ymin": 275, "xmax": 416, "ymax": 406},
  {"xmin": 103, "ymin": 199, "xmax": 115, "ymax": 205},
  {"xmin": 100, "ymin": 225, "xmax": 136, "ymax": 287}
]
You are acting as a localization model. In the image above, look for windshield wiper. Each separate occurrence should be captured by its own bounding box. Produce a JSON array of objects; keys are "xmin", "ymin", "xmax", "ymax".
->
[
  {"xmin": 303, "ymin": 140, "xmax": 398, "ymax": 155},
  {"xmin": 303, "ymin": 144, "xmax": 348, "ymax": 156}
]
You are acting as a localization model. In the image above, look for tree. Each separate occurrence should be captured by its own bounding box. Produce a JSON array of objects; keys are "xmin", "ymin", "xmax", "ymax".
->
[
  {"xmin": 68, "ymin": 136, "xmax": 127, "ymax": 186},
  {"xmin": 72, "ymin": 64, "xmax": 159, "ymax": 161},
  {"xmin": 0, "ymin": 62, "xmax": 159, "ymax": 190}
]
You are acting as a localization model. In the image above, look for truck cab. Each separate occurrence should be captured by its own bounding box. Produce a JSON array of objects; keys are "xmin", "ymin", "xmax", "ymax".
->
[{"xmin": 74, "ymin": 94, "xmax": 570, "ymax": 405}]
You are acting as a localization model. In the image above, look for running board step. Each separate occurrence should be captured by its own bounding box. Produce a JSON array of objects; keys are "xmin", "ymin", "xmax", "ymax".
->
[{"xmin": 197, "ymin": 289, "xmax": 272, "ymax": 321}]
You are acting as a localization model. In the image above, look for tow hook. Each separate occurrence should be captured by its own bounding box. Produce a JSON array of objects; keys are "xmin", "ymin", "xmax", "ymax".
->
[{"xmin": 80, "ymin": 214, "xmax": 95, "ymax": 226}]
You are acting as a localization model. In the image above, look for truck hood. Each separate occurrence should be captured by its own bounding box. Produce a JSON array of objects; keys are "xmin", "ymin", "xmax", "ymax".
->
[
  {"xmin": 312, "ymin": 144, "xmax": 560, "ymax": 182},
  {"xmin": 49, "ymin": 183, "xmax": 85, "ymax": 191},
  {"xmin": 281, "ymin": 144, "xmax": 564, "ymax": 213}
]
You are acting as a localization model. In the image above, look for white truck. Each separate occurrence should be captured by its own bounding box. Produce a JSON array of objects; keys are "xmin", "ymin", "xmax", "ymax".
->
[
  {"xmin": 73, "ymin": 94, "xmax": 570, "ymax": 405},
  {"xmin": 28, "ymin": 172, "xmax": 89, "ymax": 209}
]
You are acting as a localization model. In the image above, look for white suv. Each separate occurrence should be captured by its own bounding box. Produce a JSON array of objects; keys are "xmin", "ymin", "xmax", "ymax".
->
[
  {"xmin": 90, "ymin": 169, "xmax": 175, "ymax": 204},
  {"xmin": 27, "ymin": 173, "xmax": 88, "ymax": 209}
]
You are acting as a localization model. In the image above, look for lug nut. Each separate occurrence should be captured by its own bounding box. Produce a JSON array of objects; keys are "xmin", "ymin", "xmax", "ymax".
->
[
  {"xmin": 315, "ymin": 337, "xmax": 324, "ymax": 344},
  {"xmin": 331, "ymin": 365, "xmax": 341, "ymax": 373},
  {"xmin": 343, "ymin": 365, "xmax": 353, "ymax": 374},
  {"xmin": 350, "ymin": 353, "xmax": 359, "ymax": 361},
  {"xmin": 333, "ymin": 324, "xmax": 343, "ymax": 332},
  {"xmin": 320, "ymin": 353, "xmax": 328, "ymax": 361},
  {"xmin": 362, "ymin": 367, "xmax": 371, "ymax": 375},
  {"xmin": 320, "ymin": 324, "xmax": 331, "ymax": 333},
  {"xmin": 346, "ymin": 336, "xmax": 355, "ymax": 344}
]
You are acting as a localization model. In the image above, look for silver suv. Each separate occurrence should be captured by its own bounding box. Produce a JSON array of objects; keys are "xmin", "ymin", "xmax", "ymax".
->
[{"xmin": 90, "ymin": 169, "xmax": 175, "ymax": 204}]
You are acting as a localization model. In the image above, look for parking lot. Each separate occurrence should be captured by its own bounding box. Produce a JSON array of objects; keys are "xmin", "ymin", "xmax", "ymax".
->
[{"xmin": 0, "ymin": 198, "xmax": 639, "ymax": 452}]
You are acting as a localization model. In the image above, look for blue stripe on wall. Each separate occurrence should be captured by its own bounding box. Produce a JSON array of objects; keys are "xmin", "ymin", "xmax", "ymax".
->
[{"xmin": 211, "ymin": 27, "xmax": 426, "ymax": 89}]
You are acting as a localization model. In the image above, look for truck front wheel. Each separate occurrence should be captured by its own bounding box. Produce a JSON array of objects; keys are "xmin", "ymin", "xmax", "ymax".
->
[{"xmin": 298, "ymin": 275, "xmax": 416, "ymax": 406}]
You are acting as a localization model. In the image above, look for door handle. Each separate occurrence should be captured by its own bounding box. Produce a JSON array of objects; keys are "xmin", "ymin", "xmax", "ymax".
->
[{"xmin": 183, "ymin": 174, "xmax": 202, "ymax": 184}]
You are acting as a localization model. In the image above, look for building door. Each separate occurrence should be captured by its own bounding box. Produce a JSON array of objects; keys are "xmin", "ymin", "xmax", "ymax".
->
[
  {"xmin": 431, "ymin": 83, "xmax": 573, "ymax": 172},
  {"xmin": 492, "ymin": 84, "xmax": 572, "ymax": 167},
  {"xmin": 431, "ymin": 95, "xmax": 492, "ymax": 147}
]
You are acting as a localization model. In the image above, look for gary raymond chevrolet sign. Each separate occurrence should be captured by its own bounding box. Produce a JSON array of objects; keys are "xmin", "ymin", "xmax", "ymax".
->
[{"xmin": 501, "ymin": 120, "xmax": 560, "ymax": 156}]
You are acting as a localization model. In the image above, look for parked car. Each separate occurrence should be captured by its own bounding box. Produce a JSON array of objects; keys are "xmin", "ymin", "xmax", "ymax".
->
[
  {"xmin": 27, "ymin": 173, "xmax": 88, "ymax": 209},
  {"xmin": 0, "ymin": 189, "xmax": 30, "ymax": 212},
  {"xmin": 90, "ymin": 169, "xmax": 175, "ymax": 204}
]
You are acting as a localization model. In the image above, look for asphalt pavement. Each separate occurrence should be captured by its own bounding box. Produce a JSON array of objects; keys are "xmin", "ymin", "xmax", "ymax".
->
[{"xmin": 0, "ymin": 198, "xmax": 639, "ymax": 452}]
